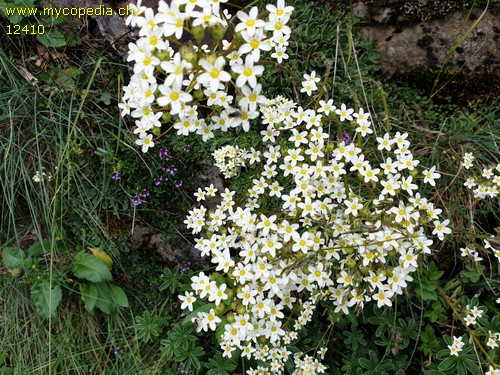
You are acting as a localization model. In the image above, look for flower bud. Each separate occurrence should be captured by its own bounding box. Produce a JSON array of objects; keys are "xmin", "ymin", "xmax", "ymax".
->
[
  {"xmin": 236, "ymin": 304, "xmax": 246, "ymax": 315},
  {"xmin": 191, "ymin": 25, "xmax": 206, "ymax": 43},
  {"xmin": 157, "ymin": 50, "xmax": 172, "ymax": 62},
  {"xmin": 204, "ymin": 53, "xmax": 217, "ymax": 65},
  {"xmin": 194, "ymin": 89, "xmax": 204, "ymax": 101},
  {"xmin": 226, "ymin": 311, "xmax": 235, "ymax": 323},
  {"xmin": 211, "ymin": 24, "xmax": 226, "ymax": 42},
  {"xmin": 346, "ymin": 259, "xmax": 357, "ymax": 268},
  {"xmin": 209, "ymin": 272, "xmax": 221, "ymax": 281},
  {"xmin": 179, "ymin": 43, "xmax": 197, "ymax": 64},
  {"xmin": 10, "ymin": 268, "xmax": 24, "ymax": 278},
  {"xmin": 152, "ymin": 127, "xmax": 161, "ymax": 137},
  {"xmin": 214, "ymin": 303, "xmax": 225, "ymax": 315},
  {"xmin": 161, "ymin": 112, "xmax": 172, "ymax": 123}
]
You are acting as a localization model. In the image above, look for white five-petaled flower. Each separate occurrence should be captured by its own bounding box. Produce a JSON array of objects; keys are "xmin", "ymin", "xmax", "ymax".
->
[
  {"xmin": 432, "ymin": 219, "xmax": 451, "ymax": 240},
  {"xmin": 422, "ymin": 166, "xmax": 441, "ymax": 186},
  {"xmin": 231, "ymin": 55, "xmax": 264, "ymax": 88},
  {"xmin": 135, "ymin": 133, "xmax": 155, "ymax": 152},
  {"xmin": 197, "ymin": 57, "xmax": 232, "ymax": 93}
]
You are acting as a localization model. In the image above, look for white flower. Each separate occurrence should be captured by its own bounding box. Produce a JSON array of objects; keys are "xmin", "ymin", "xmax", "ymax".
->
[
  {"xmin": 231, "ymin": 55, "xmax": 264, "ymax": 88},
  {"xmin": 197, "ymin": 57, "xmax": 232, "ymax": 93},
  {"xmin": 335, "ymin": 103, "xmax": 354, "ymax": 122},
  {"xmin": 422, "ymin": 166, "xmax": 441, "ymax": 186},
  {"xmin": 179, "ymin": 291, "xmax": 197, "ymax": 311},
  {"xmin": 135, "ymin": 133, "xmax": 155, "ymax": 152},
  {"xmin": 344, "ymin": 197, "xmax": 363, "ymax": 216},
  {"xmin": 317, "ymin": 99, "xmax": 335, "ymax": 115},
  {"xmin": 432, "ymin": 219, "xmax": 451, "ymax": 240},
  {"xmin": 235, "ymin": 6, "xmax": 266, "ymax": 36},
  {"xmin": 157, "ymin": 85, "xmax": 193, "ymax": 114}
]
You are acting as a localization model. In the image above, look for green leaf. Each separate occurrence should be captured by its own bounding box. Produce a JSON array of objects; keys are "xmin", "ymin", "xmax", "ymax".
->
[
  {"xmin": 456, "ymin": 360, "xmax": 466, "ymax": 375},
  {"xmin": 72, "ymin": 251, "xmax": 112, "ymax": 282},
  {"xmin": 37, "ymin": 29, "xmax": 66, "ymax": 48},
  {"xmin": 82, "ymin": 282, "xmax": 98, "ymax": 313},
  {"xmin": 134, "ymin": 310, "xmax": 164, "ymax": 342},
  {"xmin": 415, "ymin": 262, "xmax": 444, "ymax": 301},
  {"xmin": 31, "ymin": 281, "xmax": 62, "ymax": 318},
  {"xmin": 109, "ymin": 284, "xmax": 129, "ymax": 308},
  {"xmin": 2, "ymin": 247, "xmax": 28, "ymax": 268},
  {"xmin": 438, "ymin": 357, "xmax": 456, "ymax": 372},
  {"xmin": 159, "ymin": 265, "xmax": 182, "ymax": 293},
  {"xmin": 94, "ymin": 282, "xmax": 115, "ymax": 314},
  {"xmin": 460, "ymin": 264, "xmax": 485, "ymax": 283},
  {"xmin": 205, "ymin": 352, "xmax": 237, "ymax": 375},
  {"xmin": 27, "ymin": 240, "xmax": 51, "ymax": 257},
  {"xmin": 461, "ymin": 357, "xmax": 480, "ymax": 374}
]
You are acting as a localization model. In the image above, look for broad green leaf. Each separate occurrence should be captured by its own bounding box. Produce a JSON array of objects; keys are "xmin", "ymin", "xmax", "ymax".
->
[
  {"xmin": 2, "ymin": 247, "xmax": 28, "ymax": 268},
  {"xmin": 31, "ymin": 281, "xmax": 62, "ymax": 318},
  {"xmin": 27, "ymin": 240, "xmax": 51, "ymax": 257},
  {"xmin": 72, "ymin": 251, "xmax": 112, "ymax": 282},
  {"xmin": 82, "ymin": 282, "xmax": 98, "ymax": 313},
  {"xmin": 109, "ymin": 284, "xmax": 129, "ymax": 307},
  {"xmin": 94, "ymin": 282, "xmax": 115, "ymax": 314},
  {"xmin": 37, "ymin": 29, "xmax": 66, "ymax": 48}
]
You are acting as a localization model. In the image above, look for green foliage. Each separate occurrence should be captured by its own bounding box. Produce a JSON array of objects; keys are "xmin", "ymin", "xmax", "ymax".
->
[
  {"xmin": 357, "ymin": 350, "xmax": 395, "ymax": 375},
  {"xmin": 414, "ymin": 262, "xmax": 444, "ymax": 301},
  {"xmin": 72, "ymin": 251, "xmax": 112, "ymax": 283},
  {"xmin": 161, "ymin": 322, "xmax": 206, "ymax": 372},
  {"xmin": 205, "ymin": 352, "xmax": 237, "ymax": 375},
  {"xmin": 30, "ymin": 280, "xmax": 62, "ymax": 318},
  {"xmin": 159, "ymin": 265, "xmax": 182, "ymax": 294},
  {"xmin": 134, "ymin": 310, "xmax": 166, "ymax": 342}
]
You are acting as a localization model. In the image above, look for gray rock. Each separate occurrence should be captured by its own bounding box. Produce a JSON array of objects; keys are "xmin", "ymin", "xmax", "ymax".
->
[{"xmin": 354, "ymin": 1, "xmax": 500, "ymax": 74}]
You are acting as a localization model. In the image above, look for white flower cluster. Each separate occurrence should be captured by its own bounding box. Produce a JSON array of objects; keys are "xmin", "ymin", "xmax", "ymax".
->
[
  {"xmin": 463, "ymin": 304, "xmax": 484, "ymax": 326},
  {"xmin": 462, "ymin": 153, "xmax": 500, "ymax": 199},
  {"xmin": 459, "ymin": 246, "xmax": 483, "ymax": 263},
  {"xmin": 120, "ymin": 0, "xmax": 294, "ymax": 151},
  {"xmin": 212, "ymin": 145, "xmax": 247, "ymax": 178},
  {"xmin": 181, "ymin": 95, "xmax": 450, "ymax": 373},
  {"xmin": 448, "ymin": 335, "xmax": 465, "ymax": 356},
  {"xmin": 32, "ymin": 170, "xmax": 53, "ymax": 183}
]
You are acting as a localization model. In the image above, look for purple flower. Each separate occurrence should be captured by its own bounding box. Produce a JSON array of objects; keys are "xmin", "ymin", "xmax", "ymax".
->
[
  {"xmin": 343, "ymin": 131, "xmax": 352, "ymax": 145},
  {"xmin": 180, "ymin": 260, "xmax": 192, "ymax": 273},
  {"xmin": 158, "ymin": 147, "xmax": 171, "ymax": 160},
  {"xmin": 183, "ymin": 144, "xmax": 191, "ymax": 152},
  {"xmin": 111, "ymin": 172, "xmax": 121, "ymax": 181},
  {"xmin": 165, "ymin": 166, "xmax": 177, "ymax": 176},
  {"xmin": 132, "ymin": 195, "xmax": 142, "ymax": 206},
  {"xmin": 113, "ymin": 347, "xmax": 124, "ymax": 357},
  {"xmin": 175, "ymin": 180, "xmax": 183, "ymax": 188},
  {"xmin": 140, "ymin": 188, "xmax": 150, "ymax": 198},
  {"xmin": 154, "ymin": 176, "xmax": 164, "ymax": 186}
]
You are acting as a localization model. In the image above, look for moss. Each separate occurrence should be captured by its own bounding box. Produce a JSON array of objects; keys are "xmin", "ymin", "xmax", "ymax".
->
[
  {"xmin": 394, "ymin": 67, "xmax": 500, "ymax": 107},
  {"xmin": 354, "ymin": 0, "xmax": 484, "ymax": 25}
]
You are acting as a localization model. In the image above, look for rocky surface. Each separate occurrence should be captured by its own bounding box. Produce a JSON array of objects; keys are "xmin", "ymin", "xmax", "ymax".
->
[{"xmin": 353, "ymin": 0, "xmax": 500, "ymax": 74}]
